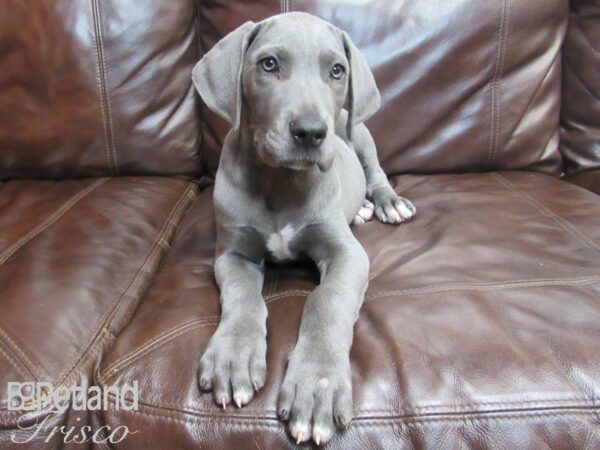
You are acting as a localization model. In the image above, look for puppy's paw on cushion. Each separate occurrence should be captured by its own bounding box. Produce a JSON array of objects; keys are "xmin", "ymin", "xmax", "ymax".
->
[
  {"xmin": 370, "ymin": 186, "xmax": 416, "ymax": 224},
  {"xmin": 277, "ymin": 344, "xmax": 353, "ymax": 445},
  {"xmin": 198, "ymin": 320, "xmax": 267, "ymax": 408}
]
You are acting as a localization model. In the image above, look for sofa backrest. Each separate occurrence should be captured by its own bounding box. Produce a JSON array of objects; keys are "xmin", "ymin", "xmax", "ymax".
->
[
  {"xmin": 560, "ymin": 0, "xmax": 600, "ymax": 176},
  {"xmin": 0, "ymin": 0, "xmax": 202, "ymax": 179},
  {"xmin": 199, "ymin": 0, "xmax": 569, "ymax": 177},
  {"xmin": 0, "ymin": 0, "xmax": 574, "ymax": 180}
]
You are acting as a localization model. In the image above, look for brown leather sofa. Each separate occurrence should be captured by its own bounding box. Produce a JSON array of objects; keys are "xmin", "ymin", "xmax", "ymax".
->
[{"xmin": 1, "ymin": 0, "xmax": 599, "ymax": 448}]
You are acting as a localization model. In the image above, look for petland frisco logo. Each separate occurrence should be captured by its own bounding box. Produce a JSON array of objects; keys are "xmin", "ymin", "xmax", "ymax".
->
[
  {"xmin": 7, "ymin": 382, "xmax": 139, "ymax": 445},
  {"xmin": 7, "ymin": 381, "xmax": 138, "ymax": 412}
]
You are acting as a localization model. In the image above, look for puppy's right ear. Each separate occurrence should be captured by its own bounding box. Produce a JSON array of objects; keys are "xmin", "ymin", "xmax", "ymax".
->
[{"xmin": 192, "ymin": 21, "xmax": 257, "ymax": 129}]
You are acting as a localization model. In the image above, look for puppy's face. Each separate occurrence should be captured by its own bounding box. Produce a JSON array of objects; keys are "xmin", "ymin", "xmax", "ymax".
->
[{"xmin": 242, "ymin": 16, "xmax": 348, "ymax": 171}]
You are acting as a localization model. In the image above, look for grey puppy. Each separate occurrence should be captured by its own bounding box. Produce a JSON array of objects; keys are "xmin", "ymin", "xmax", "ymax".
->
[{"xmin": 192, "ymin": 12, "xmax": 415, "ymax": 445}]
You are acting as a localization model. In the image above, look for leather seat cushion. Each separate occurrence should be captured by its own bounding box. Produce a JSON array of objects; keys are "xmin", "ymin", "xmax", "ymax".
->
[
  {"xmin": 0, "ymin": 177, "xmax": 197, "ymax": 430},
  {"xmin": 97, "ymin": 172, "xmax": 600, "ymax": 448}
]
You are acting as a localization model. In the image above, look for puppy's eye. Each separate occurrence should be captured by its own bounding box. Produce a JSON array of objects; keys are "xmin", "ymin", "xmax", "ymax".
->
[
  {"xmin": 260, "ymin": 57, "xmax": 279, "ymax": 73},
  {"xmin": 330, "ymin": 63, "xmax": 346, "ymax": 80}
]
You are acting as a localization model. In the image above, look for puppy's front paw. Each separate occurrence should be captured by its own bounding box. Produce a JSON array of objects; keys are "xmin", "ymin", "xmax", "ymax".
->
[
  {"xmin": 278, "ymin": 345, "xmax": 353, "ymax": 445},
  {"xmin": 198, "ymin": 320, "xmax": 267, "ymax": 408},
  {"xmin": 370, "ymin": 186, "xmax": 416, "ymax": 224}
]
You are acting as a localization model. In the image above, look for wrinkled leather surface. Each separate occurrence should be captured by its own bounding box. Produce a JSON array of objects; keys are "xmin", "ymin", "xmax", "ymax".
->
[
  {"xmin": 2, "ymin": 0, "xmax": 600, "ymax": 448},
  {"xmin": 0, "ymin": 0, "xmax": 202, "ymax": 179},
  {"xmin": 0, "ymin": 177, "xmax": 197, "ymax": 446},
  {"xmin": 97, "ymin": 172, "xmax": 600, "ymax": 448},
  {"xmin": 565, "ymin": 169, "xmax": 600, "ymax": 195},
  {"xmin": 560, "ymin": 0, "xmax": 600, "ymax": 175},
  {"xmin": 198, "ymin": 0, "xmax": 567, "ymax": 177}
]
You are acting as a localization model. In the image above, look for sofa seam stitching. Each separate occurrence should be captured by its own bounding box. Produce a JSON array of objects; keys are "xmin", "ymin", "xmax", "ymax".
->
[
  {"xmin": 195, "ymin": 0, "xmax": 202, "ymax": 59},
  {"xmin": 120, "ymin": 396, "xmax": 600, "ymax": 420},
  {"xmin": 486, "ymin": 0, "xmax": 510, "ymax": 167},
  {"xmin": 91, "ymin": 0, "xmax": 119, "ymax": 175},
  {"xmin": 491, "ymin": 173, "xmax": 600, "ymax": 253},
  {"xmin": 262, "ymin": 277, "xmax": 600, "ymax": 305},
  {"xmin": 60, "ymin": 328, "xmax": 114, "ymax": 389},
  {"xmin": 347, "ymin": 398, "xmax": 600, "ymax": 412},
  {"xmin": 106, "ymin": 399, "xmax": 600, "ymax": 426},
  {"xmin": 98, "ymin": 318, "xmax": 218, "ymax": 385},
  {"xmin": 365, "ymin": 276, "xmax": 600, "ymax": 300},
  {"xmin": 266, "ymin": 289, "xmax": 311, "ymax": 302},
  {"xmin": 91, "ymin": 0, "xmax": 112, "ymax": 173},
  {"xmin": 97, "ymin": 0, "xmax": 120, "ymax": 173},
  {"xmin": 0, "ymin": 344, "xmax": 33, "ymax": 381},
  {"xmin": 0, "ymin": 178, "xmax": 108, "ymax": 266},
  {"xmin": 101, "ymin": 397, "xmax": 600, "ymax": 417},
  {"xmin": 0, "ymin": 329, "xmax": 39, "ymax": 382},
  {"xmin": 494, "ymin": 0, "xmax": 510, "ymax": 165}
]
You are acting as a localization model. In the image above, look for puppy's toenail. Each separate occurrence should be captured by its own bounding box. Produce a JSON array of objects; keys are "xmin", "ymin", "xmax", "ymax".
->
[
  {"xmin": 235, "ymin": 397, "xmax": 242, "ymax": 408},
  {"xmin": 221, "ymin": 399, "xmax": 227, "ymax": 410},
  {"xmin": 296, "ymin": 431, "xmax": 303, "ymax": 444},
  {"xmin": 315, "ymin": 433, "xmax": 321, "ymax": 445}
]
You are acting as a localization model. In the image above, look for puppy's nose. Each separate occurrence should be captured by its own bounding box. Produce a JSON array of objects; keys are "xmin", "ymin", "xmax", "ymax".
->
[{"xmin": 289, "ymin": 113, "xmax": 327, "ymax": 148}]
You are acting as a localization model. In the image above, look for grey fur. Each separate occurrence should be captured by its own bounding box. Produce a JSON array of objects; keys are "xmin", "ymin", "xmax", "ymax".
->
[{"xmin": 192, "ymin": 12, "xmax": 415, "ymax": 445}]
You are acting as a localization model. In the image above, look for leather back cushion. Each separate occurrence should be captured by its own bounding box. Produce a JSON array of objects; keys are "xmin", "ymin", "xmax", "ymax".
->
[
  {"xmin": 0, "ymin": 0, "xmax": 202, "ymax": 179},
  {"xmin": 199, "ymin": 0, "xmax": 568, "ymax": 177},
  {"xmin": 560, "ymin": 0, "xmax": 600, "ymax": 175}
]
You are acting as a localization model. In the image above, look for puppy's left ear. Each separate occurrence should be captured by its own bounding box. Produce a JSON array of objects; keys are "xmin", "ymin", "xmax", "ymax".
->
[
  {"xmin": 341, "ymin": 31, "xmax": 381, "ymax": 138},
  {"xmin": 192, "ymin": 21, "xmax": 258, "ymax": 129}
]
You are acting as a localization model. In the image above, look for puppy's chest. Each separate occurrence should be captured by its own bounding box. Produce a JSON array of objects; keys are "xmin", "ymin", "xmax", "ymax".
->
[{"xmin": 265, "ymin": 224, "xmax": 299, "ymax": 262}]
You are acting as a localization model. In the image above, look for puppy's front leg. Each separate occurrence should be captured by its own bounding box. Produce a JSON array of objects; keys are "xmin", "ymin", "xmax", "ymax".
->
[
  {"xmin": 354, "ymin": 122, "xmax": 416, "ymax": 223},
  {"xmin": 278, "ymin": 224, "xmax": 369, "ymax": 445},
  {"xmin": 199, "ymin": 252, "xmax": 268, "ymax": 408}
]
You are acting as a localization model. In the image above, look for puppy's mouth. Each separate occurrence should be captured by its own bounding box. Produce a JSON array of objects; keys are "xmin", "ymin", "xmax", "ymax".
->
[{"xmin": 254, "ymin": 129, "xmax": 334, "ymax": 172}]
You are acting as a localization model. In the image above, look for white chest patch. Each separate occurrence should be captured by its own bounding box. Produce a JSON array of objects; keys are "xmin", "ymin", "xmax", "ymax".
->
[{"xmin": 266, "ymin": 224, "xmax": 297, "ymax": 261}]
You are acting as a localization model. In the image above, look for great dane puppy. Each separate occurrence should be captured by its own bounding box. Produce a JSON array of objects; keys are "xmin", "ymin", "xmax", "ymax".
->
[{"xmin": 192, "ymin": 12, "xmax": 415, "ymax": 445}]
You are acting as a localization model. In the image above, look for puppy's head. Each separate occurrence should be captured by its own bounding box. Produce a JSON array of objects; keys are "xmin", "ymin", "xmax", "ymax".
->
[{"xmin": 193, "ymin": 12, "xmax": 380, "ymax": 172}]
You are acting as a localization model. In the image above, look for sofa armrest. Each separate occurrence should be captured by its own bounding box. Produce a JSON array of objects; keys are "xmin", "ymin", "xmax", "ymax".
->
[{"xmin": 564, "ymin": 170, "xmax": 600, "ymax": 195}]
